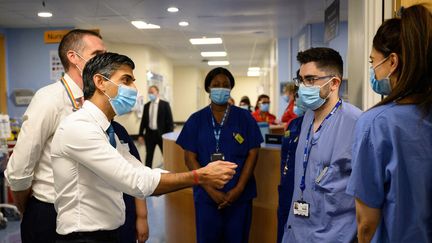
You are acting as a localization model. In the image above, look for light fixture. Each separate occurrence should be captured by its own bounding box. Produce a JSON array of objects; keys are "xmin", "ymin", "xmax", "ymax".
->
[
  {"xmin": 208, "ymin": 61, "xmax": 229, "ymax": 66},
  {"xmin": 178, "ymin": 21, "xmax": 189, "ymax": 27},
  {"xmin": 167, "ymin": 7, "xmax": 179, "ymax": 12},
  {"xmin": 201, "ymin": 52, "xmax": 227, "ymax": 57},
  {"xmin": 247, "ymin": 67, "xmax": 261, "ymax": 76},
  {"xmin": 190, "ymin": 37, "xmax": 223, "ymax": 45},
  {"xmin": 131, "ymin": 21, "xmax": 160, "ymax": 29},
  {"xmin": 37, "ymin": 1, "xmax": 52, "ymax": 18}
]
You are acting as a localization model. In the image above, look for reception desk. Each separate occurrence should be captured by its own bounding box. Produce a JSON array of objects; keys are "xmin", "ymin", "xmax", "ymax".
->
[{"xmin": 163, "ymin": 132, "xmax": 281, "ymax": 243}]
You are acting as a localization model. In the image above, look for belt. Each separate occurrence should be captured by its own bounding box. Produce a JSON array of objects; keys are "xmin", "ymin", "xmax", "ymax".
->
[{"xmin": 57, "ymin": 229, "xmax": 119, "ymax": 241}]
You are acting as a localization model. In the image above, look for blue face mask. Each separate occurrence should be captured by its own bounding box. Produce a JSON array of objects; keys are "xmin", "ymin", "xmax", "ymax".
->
[
  {"xmin": 149, "ymin": 93, "xmax": 157, "ymax": 102},
  {"xmin": 101, "ymin": 75, "xmax": 137, "ymax": 116},
  {"xmin": 298, "ymin": 78, "xmax": 333, "ymax": 111},
  {"xmin": 282, "ymin": 94, "xmax": 290, "ymax": 103},
  {"xmin": 369, "ymin": 57, "xmax": 392, "ymax": 95},
  {"xmin": 240, "ymin": 105, "xmax": 249, "ymax": 110},
  {"xmin": 210, "ymin": 88, "xmax": 231, "ymax": 105},
  {"xmin": 293, "ymin": 96, "xmax": 306, "ymax": 116},
  {"xmin": 260, "ymin": 103, "xmax": 270, "ymax": 112}
]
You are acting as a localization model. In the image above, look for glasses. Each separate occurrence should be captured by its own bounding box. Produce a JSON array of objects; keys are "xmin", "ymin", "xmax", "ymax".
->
[{"xmin": 293, "ymin": 75, "xmax": 335, "ymax": 87}]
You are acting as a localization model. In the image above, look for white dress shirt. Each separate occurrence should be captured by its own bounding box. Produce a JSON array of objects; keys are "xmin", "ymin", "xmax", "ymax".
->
[
  {"xmin": 149, "ymin": 98, "xmax": 159, "ymax": 130},
  {"xmin": 5, "ymin": 74, "xmax": 82, "ymax": 203},
  {"xmin": 51, "ymin": 101, "xmax": 161, "ymax": 235}
]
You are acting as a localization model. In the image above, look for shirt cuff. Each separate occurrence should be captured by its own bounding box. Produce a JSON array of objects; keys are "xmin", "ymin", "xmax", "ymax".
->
[{"xmin": 4, "ymin": 170, "xmax": 33, "ymax": 191}]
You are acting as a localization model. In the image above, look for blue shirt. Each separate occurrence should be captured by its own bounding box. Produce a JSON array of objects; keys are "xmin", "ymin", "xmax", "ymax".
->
[
  {"xmin": 176, "ymin": 105, "xmax": 263, "ymax": 203},
  {"xmin": 346, "ymin": 103, "xmax": 432, "ymax": 243},
  {"xmin": 283, "ymin": 101, "xmax": 362, "ymax": 243}
]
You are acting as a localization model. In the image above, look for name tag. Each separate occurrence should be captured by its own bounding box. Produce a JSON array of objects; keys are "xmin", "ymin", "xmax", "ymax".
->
[{"xmin": 293, "ymin": 200, "xmax": 310, "ymax": 217}]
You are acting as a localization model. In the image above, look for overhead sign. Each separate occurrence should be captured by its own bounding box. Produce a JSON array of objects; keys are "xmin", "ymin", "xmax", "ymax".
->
[
  {"xmin": 324, "ymin": 0, "xmax": 340, "ymax": 43},
  {"xmin": 44, "ymin": 29, "xmax": 100, "ymax": 44}
]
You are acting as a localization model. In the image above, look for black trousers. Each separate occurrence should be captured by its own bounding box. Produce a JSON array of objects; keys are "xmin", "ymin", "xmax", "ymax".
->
[
  {"xmin": 56, "ymin": 229, "xmax": 119, "ymax": 243},
  {"xmin": 21, "ymin": 196, "xmax": 57, "ymax": 243},
  {"xmin": 144, "ymin": 129, "xmax": 163, "ymax": 168}
]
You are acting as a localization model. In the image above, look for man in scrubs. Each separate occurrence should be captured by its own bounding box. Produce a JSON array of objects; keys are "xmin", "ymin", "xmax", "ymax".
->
[{"xmin": 282, "ymin": 47, "xmax": 362, "ymax": 242}]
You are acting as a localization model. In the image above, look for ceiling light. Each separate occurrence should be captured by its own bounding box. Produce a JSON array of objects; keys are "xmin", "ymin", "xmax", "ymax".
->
[
  {"xmin": 131, "ymin": 21, "xmax": 160, "ymax": 29},
  {"xmin": 247, "ymin": 71, "xmax": 260, "ymax": 77},
  {"xmin": 201, "ymin": 52, "xmax": 227, "ymax": 57},
  {"xmin": 190, "ymin": 37, "xmax": 222, "ymax": 45},
  {"xmin": 167, "ymin": 7, "xmax": 179, "ymax": 12},
  {"xmin": 38, "ymin": 11, "xmax": 52, "ymax": 18},
  {"xmin": 178, "ymin": 21, "xmax": 189, "ymax": 27},
  {"xmin": 208, "ymin": 61, "xmax": 229, "ymax": 66},
  {"xmin": 248, "ymin": 67, "xmax": 260, "ymax": 71}
]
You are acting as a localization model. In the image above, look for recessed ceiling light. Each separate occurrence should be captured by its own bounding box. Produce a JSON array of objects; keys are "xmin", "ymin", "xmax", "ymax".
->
[
  {"xmin": 247, "ymin": 71, "xmax": 260, "ymax": 77},
  {"xmin": 131, "ymin": 21, "xmax": 160, "ymax": 29},
  {"xmin": 208, "ymin": 61, "xmax": 229, "ymax": 66},
  {"xmin": 38, "ymin": 11, "xmax": 52, "ymax": 18},
  {"xmin": 201, "ymin": 52, "xmax": 227, "ymax": 57},
  {"xmin": 178, "ymin": 21, "xmax": 189, "ymax": 27},
  {"xmin": 190, "ymin": 37, "xmax": 223, "ymax": 45},
  {"xmin": 167, "ymin": 7, "xmax": 179, "ymax": 12},
  {"xmin": 248, "ymin": 67, "xmax": 260, "ymax": 72}
]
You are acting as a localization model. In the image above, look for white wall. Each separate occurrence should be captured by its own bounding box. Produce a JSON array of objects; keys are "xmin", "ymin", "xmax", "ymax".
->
[
  {"xmin": 106, "ymin": 42, "xmax": 174, "ymax": 134},
  {"xmin": 230, "ymin": 76, "xmax": 261, "ymax": 109},
  {"xmin": 172, "ymin": 66, "xmax": 205, "ymax": 122}
]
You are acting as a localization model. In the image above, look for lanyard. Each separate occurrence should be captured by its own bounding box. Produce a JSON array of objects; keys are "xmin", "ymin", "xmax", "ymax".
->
[
  {"xmin": 299, "ymin": 99, "xmax": 342, "ymax": 199},
  {"xmin": 60, "ymin": 77, "xmax": 80, "ymax": 111},
  {"xmin": 210, "ymin": 105, "xmax": 230, "ymax": 152}
]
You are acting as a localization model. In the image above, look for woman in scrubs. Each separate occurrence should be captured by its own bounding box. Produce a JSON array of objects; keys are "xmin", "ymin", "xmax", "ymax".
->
[
  {"xmin": 346, "ymin": 5, "xmax": 432, "ymax": 243},
  {"xmin": 176, "ymin": 67, "xmax": 263, "ymax": 243}
]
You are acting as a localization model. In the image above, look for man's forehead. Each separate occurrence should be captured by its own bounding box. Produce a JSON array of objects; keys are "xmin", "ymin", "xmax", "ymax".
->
[{"xmin": 299, "ymin": 62, "xmax": 326, "ymax": 76}]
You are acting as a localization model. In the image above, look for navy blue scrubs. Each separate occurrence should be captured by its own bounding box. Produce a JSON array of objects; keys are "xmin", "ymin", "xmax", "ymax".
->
[
  {"xmin": 112, "ymin": 121, "xmax": 139, "ymax": 243},
  {"xmin": 177, "ymin": 105, "xmax": 263, "ymax": 243},
  {"xmin": 277, "ymin": 116, "xmax": 303, "ymax": 243}
]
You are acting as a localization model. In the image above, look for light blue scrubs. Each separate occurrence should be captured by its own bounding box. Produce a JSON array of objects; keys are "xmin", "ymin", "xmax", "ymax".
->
[
  {"xmin": 282, "ymin": 101, "xmax": 362, "ymax": 243},
  {"xmin": 347, "ymin": 103, "xmax": 432, "ymax": 243}
]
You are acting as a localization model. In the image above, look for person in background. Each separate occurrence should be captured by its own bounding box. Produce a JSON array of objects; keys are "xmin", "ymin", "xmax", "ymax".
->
[
  {"xmin": 4, "ymin": 29, "xmax": 107, "ymax": 243},
  {"xmin": 52, "ymin": 53, "xmax": 237, "ymax": 243},
  {"xmin": 112, "ymin": 121, "xmax": 149, "ymax": 242},
  {"xmin": 138, "ymin": 85, "xmax": 174, "ymax": 168},
  {"xmin": 239, "ymin": 96, "xmax": 253, "ymax": 112},
  {"xmin": 346, "ymin": 5, "xmax": 432, "ymax": 243},
  {"xmin": 282, "ymin": 47, "xmax": 362, "ymax": 242},
  {"xmin": 176, "ymin": 67, "xmax": 263, "ymax": 243},
  {"xmin": 281, "ymin": 82, "xmax": 298, "ymax": 126},
  {"xmin": 228, "ymin": 97, "xmax": 235, "ymax": 106},
  {"xmin": 252, "ymin": 94, "xmax": 278, "ymax": 124},
  {"xmin": 276, "ymin": 73, "xmax": 305, "ymax": 243}
]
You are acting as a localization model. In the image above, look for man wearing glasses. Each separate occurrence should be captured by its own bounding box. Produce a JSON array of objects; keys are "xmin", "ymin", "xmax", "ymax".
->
[{"xmin": 282, "ymin": 47, "xmax": 362, "ymax": 243}]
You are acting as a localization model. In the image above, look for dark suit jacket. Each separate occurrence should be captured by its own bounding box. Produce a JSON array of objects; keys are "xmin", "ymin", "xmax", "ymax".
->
[{"xmin": 139, "ymin": 99, "xmax": 174, "ymax": 136}]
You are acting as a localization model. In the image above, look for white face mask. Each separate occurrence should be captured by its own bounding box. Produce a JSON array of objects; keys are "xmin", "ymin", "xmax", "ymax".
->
[{"xmin": 74, "ymin": 51, "xmax": 89, "ymax": 76}]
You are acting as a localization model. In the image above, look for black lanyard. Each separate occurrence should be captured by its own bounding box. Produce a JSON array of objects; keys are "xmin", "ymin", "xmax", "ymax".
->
[
  {"xmin": 210, "ymin": 105, "xmax": 230, "ymax": 152},
  {"xmin": 299, "ymin": 99, "xmax": 342, "ymax": 199}
]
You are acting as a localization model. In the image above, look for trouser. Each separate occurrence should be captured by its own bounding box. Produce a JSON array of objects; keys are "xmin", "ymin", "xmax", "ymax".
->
[
  {"xmin": 195, "ymin": 200, "xmax": 252, "ymax": 243},
  {"xmin": 144, "ymin": 129, "xmax": 163, "ymax": 168},
  {"xmin": 21, "ymin": 196, "xmax": 57, "ymax": 243},
  {"xmin": 56, "ymin": 229, "xmax": 119, "ymax": 243}
]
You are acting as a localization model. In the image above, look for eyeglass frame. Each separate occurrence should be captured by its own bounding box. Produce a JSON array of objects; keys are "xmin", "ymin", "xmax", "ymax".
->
[{"xmin": 293, "ymin": 75, "xmax": 336, "ymax": 87}]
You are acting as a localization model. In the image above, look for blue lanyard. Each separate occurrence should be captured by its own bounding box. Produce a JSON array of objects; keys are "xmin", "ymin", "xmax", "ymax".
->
[
  {"xmin": 299, "ymin": 99, "xmax": 342, "ymax": 199},
  {"xmin": 210, "ymin": 105, "xmax": 230, "ymax": 152}
]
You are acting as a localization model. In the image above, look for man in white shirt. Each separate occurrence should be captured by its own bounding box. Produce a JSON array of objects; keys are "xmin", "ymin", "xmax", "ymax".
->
[
  {"xmin": 4, "ymin": 29, "xmax": 107, "ymax": 243},
  {"xmin": 138, "ymin": 85, "xmax": 174, "ymax": 168},
  {"xmin": 52, "ymin": 52, "xmax": 237, "ymax": 243}
]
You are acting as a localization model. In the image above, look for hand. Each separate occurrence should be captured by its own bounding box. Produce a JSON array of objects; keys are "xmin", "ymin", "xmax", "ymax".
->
[
  {"xmin": 203, "ymin": 186, "xmax": 226, "ymax": 205},
  {"xmin": 136, "ymin": 216, "xmax": 149, "ymax": 243},
  {"xmin": 218, "ymin": 186, "xmax": 243, "ymax": 210},
  {"xmin": 137, "ymin": 136, "xmax": 145, "ymax": 145},
  {"xmin": 197, "ymin": 161, "xmax": 237, "ymax": 189}
]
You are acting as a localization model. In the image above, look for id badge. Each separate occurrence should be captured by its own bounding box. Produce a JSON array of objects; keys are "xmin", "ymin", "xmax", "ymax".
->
[
  {"xmin": 210, "ymin": 153, "xmax": 225, "ymax": 162},
  {"xmin": 293, "ymin": 200, "xmax": 310, "ymax": 217}
]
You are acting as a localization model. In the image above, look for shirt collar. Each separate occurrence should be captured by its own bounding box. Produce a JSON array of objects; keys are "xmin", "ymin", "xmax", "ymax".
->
[
  {"xmin": 63, "ymin": 73, "xmax": 83, "ymax": 99},
  {"xmin": 82, "ymin": 100, "xmax": 111, "ymax": 131},
  {"xmin": 152, "ymin": 97, "xmax": 160, "ymax": 104}
]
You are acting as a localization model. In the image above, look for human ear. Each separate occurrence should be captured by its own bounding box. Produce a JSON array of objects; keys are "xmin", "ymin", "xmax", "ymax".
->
[
  {"xmin": 389, "ymin": 53, "xmax": 399, "ymax": 73},
  {"xmin": 93, "ymin": 74, "xmax": 106, "ymax": 92}
]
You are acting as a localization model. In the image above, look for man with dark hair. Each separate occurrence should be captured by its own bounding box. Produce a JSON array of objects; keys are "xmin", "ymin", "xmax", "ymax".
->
[
  {"xmin": 282, "ymin": 47, "xmax": 362, "ymax": 242},
  {"xmin": 5, "ymin": 29, "xmax": 106, "ymax": 243},
  {"xmin": 138, "ymin": 84, "xmax": 174, "ymax": 168},
  {"xmin": 51, "ymin": 52, "xmax": 237, "ymax": 242}
]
